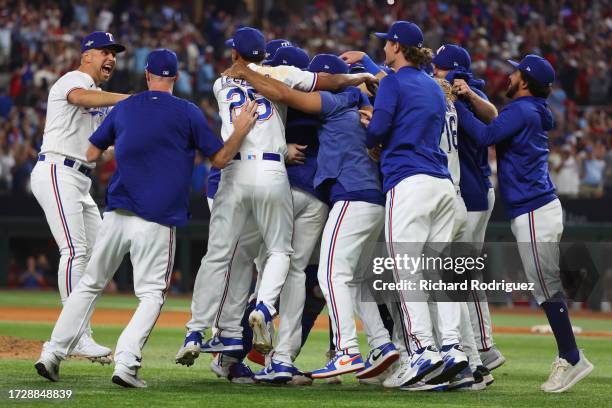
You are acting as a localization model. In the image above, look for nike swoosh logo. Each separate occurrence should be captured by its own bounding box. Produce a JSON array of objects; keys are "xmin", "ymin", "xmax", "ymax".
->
[
  {"xmin": 410, "ymin": 358, "xmax": 427, "ymax": 368},
  {"xmin": 339, "ymin": 355, "xmax": 360, "ymax": 366},
  {"xmin": 371, "ymin": 350, "xmax": 384, "ymax": 361}
]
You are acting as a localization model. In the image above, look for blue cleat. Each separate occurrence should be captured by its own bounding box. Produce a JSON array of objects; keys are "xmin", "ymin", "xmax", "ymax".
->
[
  {"xmin": 254, "ymin": 359, "xmax": 296, "ymax": 383},
  {"xmin": 228, "ymin": 361, "xmax": 255, "ymax": 384},
  {"xmin": 424, "ymin": 344, "xmax": 469, "ymax": 385},
  {"xmin": 356, "ymin": 342, "xmax": 400, "ymax": 379},
  {"xmin": 175, "ymin": 331, "xmax": 202, "ymax": 366},
  {"xmin": 201, "ymin": 336, "xmax": 244, "ymax": 353},
  {"xmin": 311, "ymin": 352, "xmax": 365, "ymax": 379}
]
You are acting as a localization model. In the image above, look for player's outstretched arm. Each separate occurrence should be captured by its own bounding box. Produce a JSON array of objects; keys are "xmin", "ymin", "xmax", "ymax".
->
[
  {"xmin": 452, "ymin": 79, "xmax": 498, "ymax": 123},
  {"xmin": 209, "ymin": 100, "xmax": 258, "ymax": 168},
  {"xmin": 315, "ymin": 72, "xmax": 379, "ymax": 94},
  {"xmin": 226, "ymin": 64, "xmax": 324, "ymax": 114},
  {"xmin": 68, "ymin": 89, "xmax": 130, "ymax": 108},
  {"xmin": 455, "ymin": 101, "xmax": 522, "ymax": 147}
]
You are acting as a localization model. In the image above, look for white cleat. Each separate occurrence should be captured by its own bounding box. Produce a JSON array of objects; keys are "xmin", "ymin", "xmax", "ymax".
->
[
  {"xmin": 70, "ymin": 333, "xmax": 112, "ymax": 365},
  {"xmin": 383, "ymin": 347, "xmax": 443, "ymax": 389},
  {"xmin": 248, "ymin": 305, "xmax": 274, "ymax": 354},
  {"xmin": 541, "ymin": 350, "xmax": 594, "ymax": 393},
  {"xmin": 112, "ymin": 364, "xmax": 147, "ymax": 388},
  {"xmin": 35, "ymin": 346, "xmax": 61, "ymax": 382},
  {"xmin": 425, "ymin": 344, "xmax": 468, "ymax": 384},
  {"xmin": 175, "ymin": 331, "xmax": 202, "ymax": 367}
]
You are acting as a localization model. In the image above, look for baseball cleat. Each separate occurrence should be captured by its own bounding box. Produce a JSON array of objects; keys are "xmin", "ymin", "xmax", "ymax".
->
[
  {"xmin": 201, "ymin": 335, "xmax": 243, "ymax": 353},
  {"xmin": 479, "ymin": 346, "xmax": 506, "ymax": 371},
  {"xmin": 448, "ymin": 366, "xmax": 475, "ymax": 390},
  {"xmin": 311, "ymin": 352, "xmax": 365, "ymax": 379},
  {"xmin": 385, "ymin": 346, "xmax": 442, "ymax": 387},
  {"xmin": 228, "ymin": 361, "xmax": 255, "ymax": 384},
  {"xmin": 254, "ymin": 359, "xmax": 296, "ymax": 383},
  {"xmin": 400, "ymin": 380, "xmax": 449, "ymax": 392},
  {"xmin": 473, "ymin": 365, "xmax": 494, "ymax": 388},
  {"xmin": 356, "ymin": 342, "xmax": 400, "ymax": 379},
  {"xmin": 70, "ymin": 333, "xmax": 112, "ymax": 365},
  {"xmin": 210, "ymin": 353, "xmax": 232, "ymax": 378},
  {"xmin": 323, "ymin": 350, "xmax": 342, "ymax": 384},
  {"xmin": 35, "ymin": 347, "xmax": 60, "ymax": 382},
  {"xmin": 175, "ymin": 331, "xmax": 202, "ymax": 366},
  {"xmin": 424, "ymin": 344, "xmax": 468, "ymax": 385},
  {"xmin": 111, "ymin": 364, "xmax": 147, "ymax": 388},
  {"xmin": 248, "ymin": 303, "xmax": 274, "ymax": 354},
  {"xmin": 541, "ymin": 350, "xmax": 593, "ymax": 393}
]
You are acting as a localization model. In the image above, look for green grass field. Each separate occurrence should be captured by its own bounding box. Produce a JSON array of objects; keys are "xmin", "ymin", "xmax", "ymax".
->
[{"xmin": 0, "ymin": 292, "xmax": 611, "ymax": 408}]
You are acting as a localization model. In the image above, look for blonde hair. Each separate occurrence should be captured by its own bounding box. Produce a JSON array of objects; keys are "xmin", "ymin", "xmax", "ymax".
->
[
  {"xmin": 434, "ymin": 77, "xmax": 457, "ymax": 104},
  {"xmin": 399, "ymin": 45, "xmax": 433, "ymax": 66}
]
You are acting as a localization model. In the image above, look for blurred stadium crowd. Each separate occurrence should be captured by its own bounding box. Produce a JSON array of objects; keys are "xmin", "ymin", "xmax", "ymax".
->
[{"xmin": 0, "ymin": 0, "xmax": 610, "ymax": 203}]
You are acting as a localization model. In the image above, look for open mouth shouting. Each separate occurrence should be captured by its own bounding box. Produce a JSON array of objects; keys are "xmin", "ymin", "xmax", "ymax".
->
[{"xmin": 101, "ymin": 62, "xmax": 115, "ymax": 78}]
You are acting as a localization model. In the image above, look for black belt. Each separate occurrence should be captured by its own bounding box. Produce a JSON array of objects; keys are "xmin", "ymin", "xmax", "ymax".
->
[
  {"xmin": 233, "ymin": 152, "xmax": 281, "ymax": 162},
  {"xmin": 38, "ymin": 155, "xmax": 92, "ymax": 176}
]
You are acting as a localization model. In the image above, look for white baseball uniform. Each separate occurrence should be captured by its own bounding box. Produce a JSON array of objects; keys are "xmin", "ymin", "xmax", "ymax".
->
[
  {"xmin": 188, "ymin": 64, "xmax": 318, "ymax": 334},
  {"xmin": 30, "ymin": 70, "xmax": 107, "ymax": 340}
]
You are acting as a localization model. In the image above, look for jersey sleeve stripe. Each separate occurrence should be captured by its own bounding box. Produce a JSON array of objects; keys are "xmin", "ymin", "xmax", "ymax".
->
[{"xmin": 308, "ymin": 73, "xmax": 318, "ymax": 92}]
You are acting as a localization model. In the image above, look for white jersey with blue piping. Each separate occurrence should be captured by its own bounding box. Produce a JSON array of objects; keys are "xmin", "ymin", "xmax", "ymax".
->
[
  {"xmin": 213, "ymin": 63, "xmax": 317, "ymax": 156},
  {"xmin": 40, "ymin": 70, "xmax": 110, "ymax": 163},
  {"xmin": 439, "ymin": 100, "xmax": 460, "ymax": 188}
]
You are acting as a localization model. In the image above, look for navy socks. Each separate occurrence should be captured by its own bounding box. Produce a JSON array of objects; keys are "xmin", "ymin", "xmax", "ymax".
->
[{"xmin": 541, "ymin": 300, "xmax": 579, "ymax": 365}]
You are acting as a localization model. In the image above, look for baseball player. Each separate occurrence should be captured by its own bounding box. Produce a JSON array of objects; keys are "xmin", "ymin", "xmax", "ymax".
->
[
  {"xmin": 30, "ymin": 31, "xmax": 128, "ymax": 364},
  {"xmin": 429, "ymin": 77, "xmax": 494, "ymax": 391},
  {"xmin": 176, "ymin": 27, "xmax": 376, "ymax": 364},
  {"xmin": 227, "ymin": 54, "xmax": 400, "ymax": 381},
  {"xmin": 34, "ymin": 49, "xmax": 258, "ymax": 388},
  {"xmin": 455, "ymin": 54, "xmax": 594, "ymax": 393},
  {"xmin": 348, "ymin": 21, "xmax": 468, "ymax": 388},
  {"xmin": 432, "ymin": 44, "xmax": 506, "ymax": 371}
]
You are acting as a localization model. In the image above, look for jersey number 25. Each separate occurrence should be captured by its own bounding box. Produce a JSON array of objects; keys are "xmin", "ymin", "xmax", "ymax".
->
[{"xmin": 226, "ymin": 87, "xmax": 273, "ymax": 122}]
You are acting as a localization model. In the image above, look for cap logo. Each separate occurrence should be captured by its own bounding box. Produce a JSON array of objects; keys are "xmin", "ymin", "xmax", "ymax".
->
[
  {"xmin": 282, "ymin": 59, "xmax": 288, "ymax": 64},
  {"xmin": 281, "ymin": 41, "xmax": 291, "ymax": 47},
  {"xmin": 105, "ymin": 32, "xmax": 114, "ymax": 42},
  {"xmin": 418, "ymin": 42, "xmax": 423, "ymax": 47},
  {"xmin": 324, "ymin": 64, "xmax": 330, "ymax": 69},
  {"xmin": 253, "ymin": 50, "xmax": 259, "ymax": 55},
  {"xmin": 393, "ymin": 34, "xmax": 399, "ymax": 39},
  {"xmin": 85, "ymin": 40, "xmax": 94, "ymax": 46},
  {"xmin": 163, "ymin": 70, "xmax": 169, "ymax": 75},
  {"xmin": 526, "ymin": 66, "xmax": 531, "ymax": 71},
  {"xmin": 453, "ymin": 62, "xmax": 458, "ymax": 66}
]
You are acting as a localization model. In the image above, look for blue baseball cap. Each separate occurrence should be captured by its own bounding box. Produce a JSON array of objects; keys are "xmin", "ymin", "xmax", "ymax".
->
[
  {"xmin": 265, "ymin": 46, "xmax": 310, "ymax": 69},
  {"xmin": 308, "ymin": 54, "xmax": 349, "ymax": 75},
  {"xmin": 507, "ymin": 54, "xmax": 555, "ymax": 86},
  {"xmin": 145, "ymin": 49, "xmax": 178, "ymax": 77},
  {"xmin": 433, "ymin": 44, "xmax": 471, "ymax": 71},
  {"xmin": 265, "ymin": 39, "xmax": 292, "ymax": 59},
  {"xmin": 225, "ymin": 27, "xmax": 265, "ymax": 59},
  {"xmin": 81, "ymin": 31, "xmax": 125, "ymax": 53},
  {"xmin": 374, "ymin": 21, "xmax": 423, "ymax": 48}
]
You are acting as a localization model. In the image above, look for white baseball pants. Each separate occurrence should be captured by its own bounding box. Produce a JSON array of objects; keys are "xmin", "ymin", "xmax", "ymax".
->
[
  {"xmin": 385, "ymin": 175, "xmax": 456, "ymax": 353},
  {"xmin": 318, "ymin": 200, "xmax": 390, "ymax": 354},
  {"xmin": 45, "ymin": 210, "xmax": 176, "ymax": 369},
  {"xmin": 466, "ymin": 188, "xmax": 496, "ymax": 350},
  {"xmin": 189, "ymin": 159, "xmax": 293, "ymax": 332},
  {"xmin": 274, "ymin": 188, "xmax": 328, "ymax": 364},
  {"xmin": 511, "ymin": 199, "xmax": 564, "ymax": 305}
]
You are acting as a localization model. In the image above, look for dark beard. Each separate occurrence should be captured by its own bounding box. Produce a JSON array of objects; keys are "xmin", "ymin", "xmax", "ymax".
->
[{"xmin": 505, "ymin": 81, "xmax": 519, "ymax": 98}]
